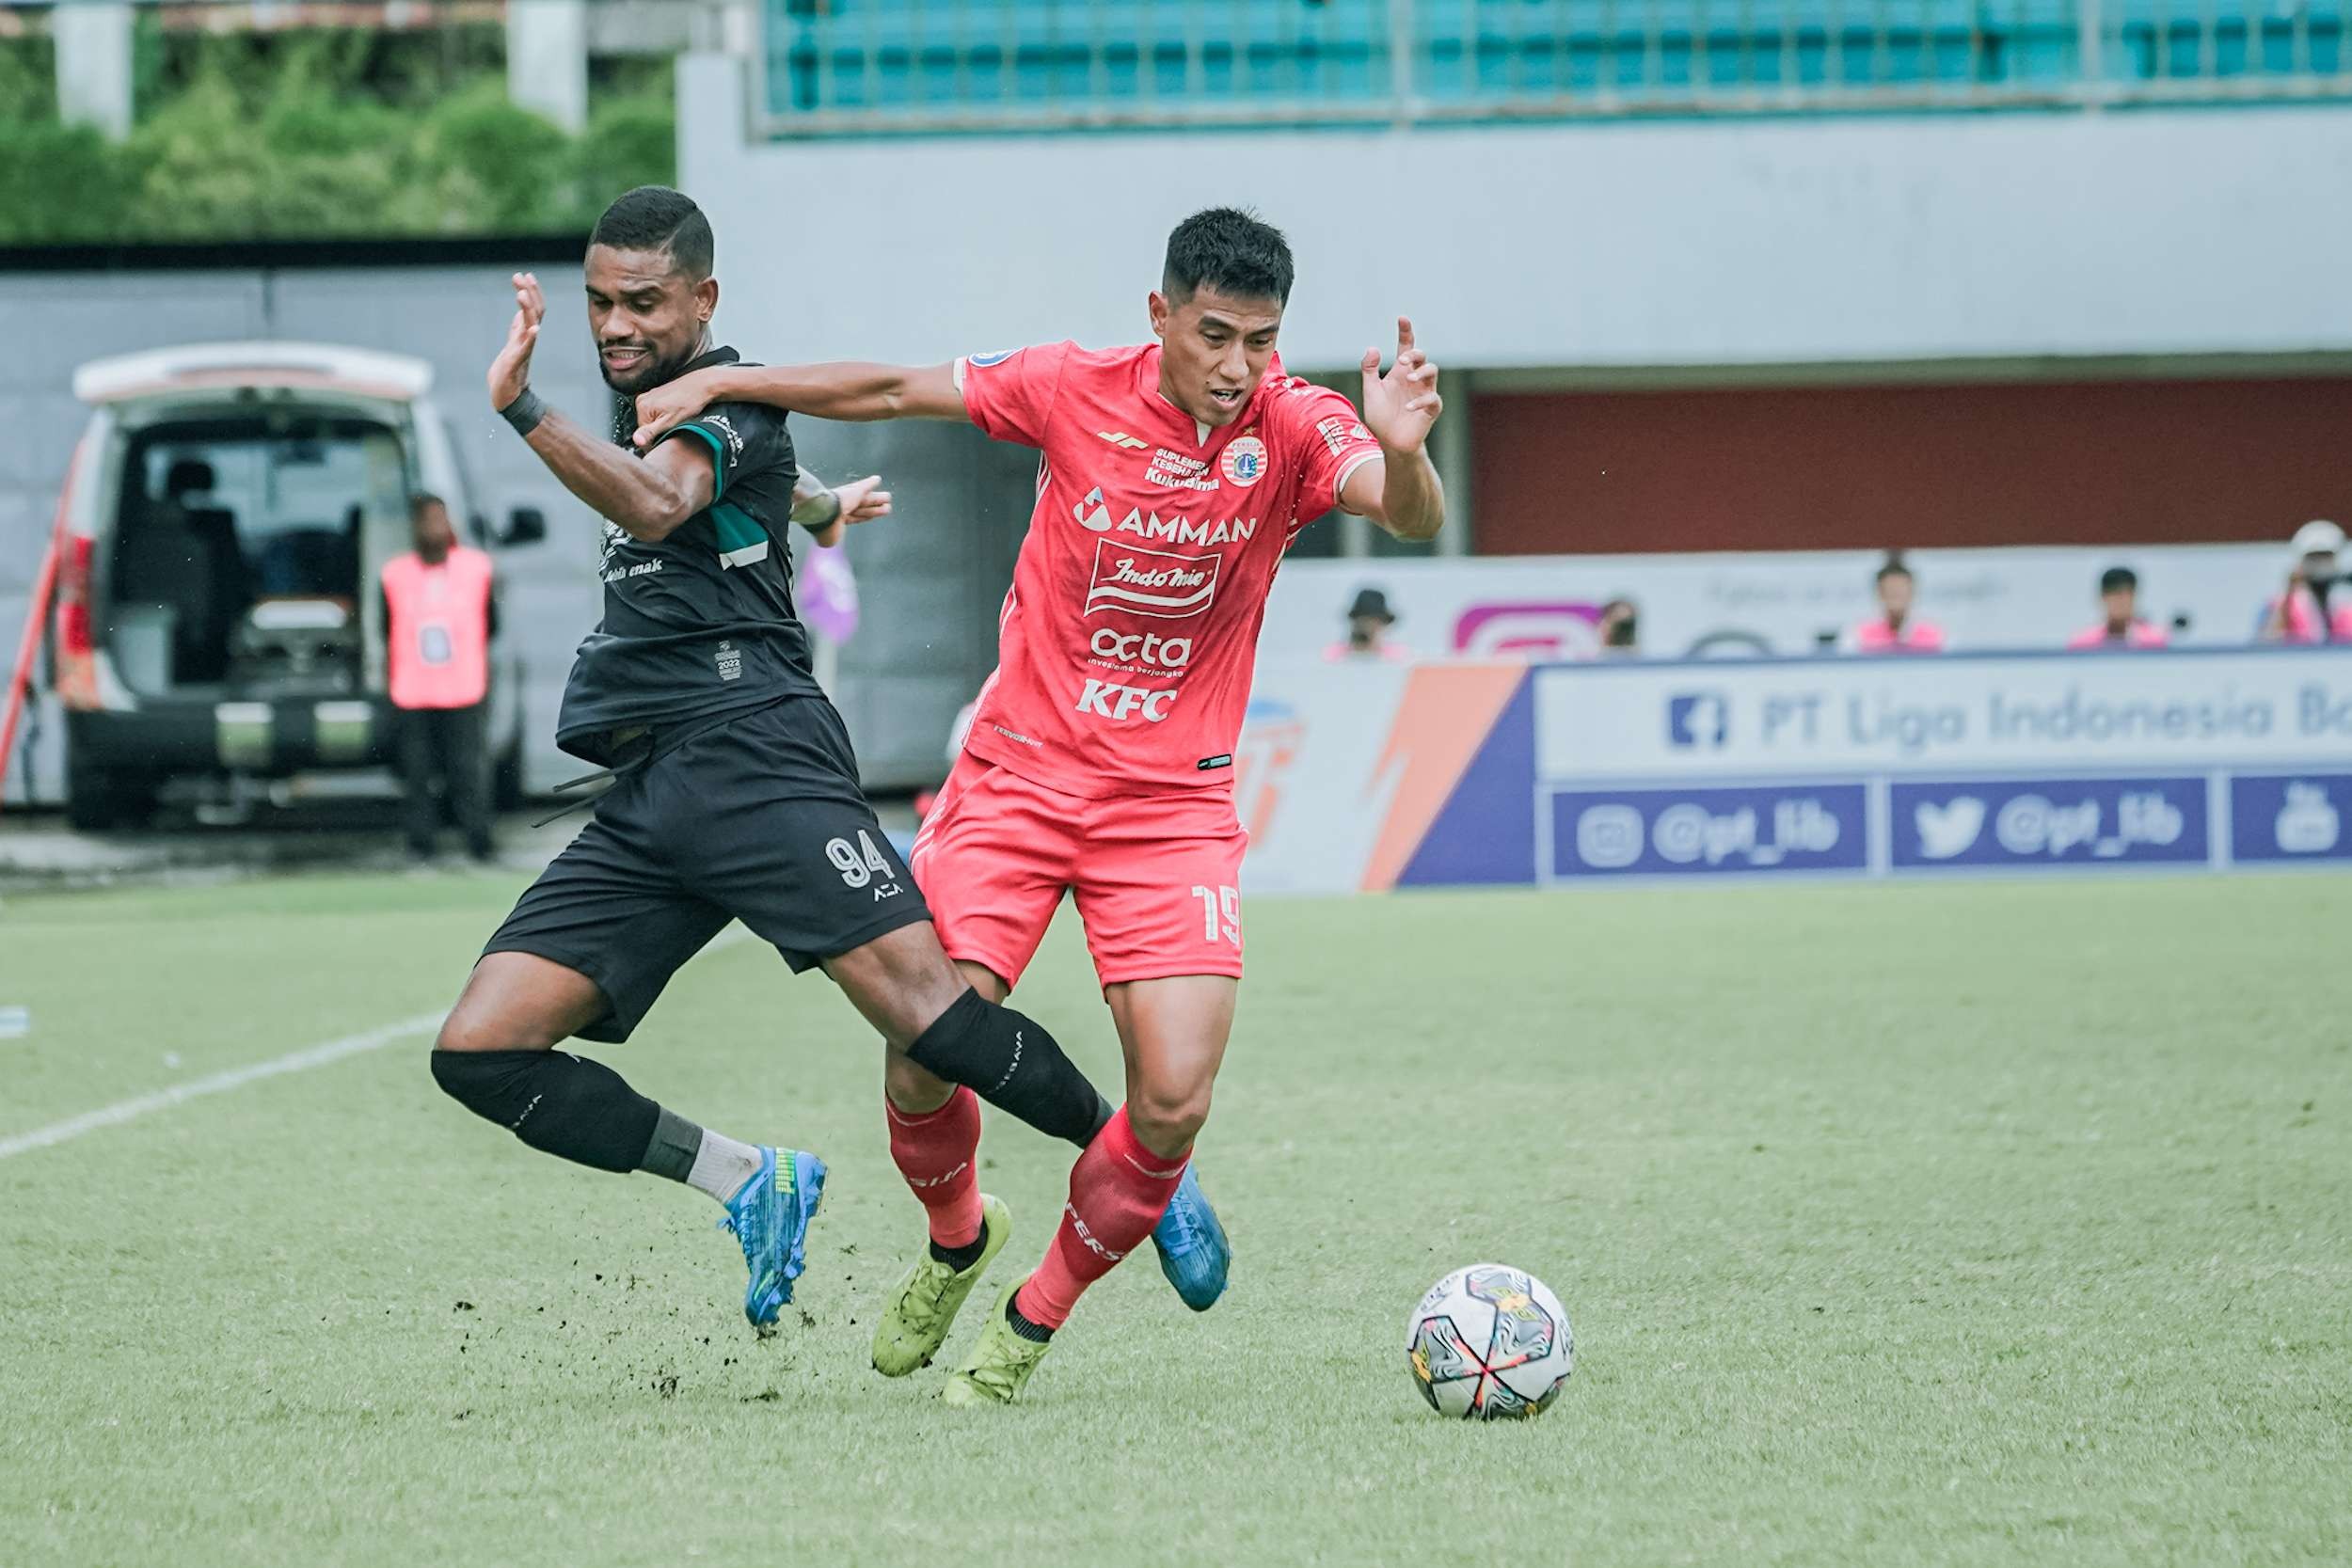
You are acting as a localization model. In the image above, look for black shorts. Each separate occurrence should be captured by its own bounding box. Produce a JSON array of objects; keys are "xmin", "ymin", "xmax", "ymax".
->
[{"xmin": 484, "ymin": 695, "xmax": 931, "ymax": 1043}]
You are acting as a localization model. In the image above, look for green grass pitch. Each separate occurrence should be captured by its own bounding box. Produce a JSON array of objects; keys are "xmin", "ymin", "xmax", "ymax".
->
[{"xmin": 3, "ymin": 870, "xmax": 2347, "ymax": 1565}]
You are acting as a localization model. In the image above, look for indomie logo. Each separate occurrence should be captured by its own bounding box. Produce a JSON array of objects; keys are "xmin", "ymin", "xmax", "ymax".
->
[
  {"xmin": 1072, "ymin": 485, "xmax": 1258, "ymax": 546},
  {"xmin": 1085, "ymin": 541, "xmax": 1220, "ymax": 621}
]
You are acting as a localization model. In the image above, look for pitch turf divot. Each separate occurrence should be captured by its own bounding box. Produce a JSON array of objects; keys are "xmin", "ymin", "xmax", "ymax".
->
[{"xmin": 0, "ymin": 926, "xmax": 756, "ymax": 1161}]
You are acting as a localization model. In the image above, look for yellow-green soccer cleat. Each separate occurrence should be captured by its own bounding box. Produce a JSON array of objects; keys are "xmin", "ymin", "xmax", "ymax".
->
[
  {"xmin": 871, "ymin": 1193, "xmax": 1012, "ymax": 1377},
  {"xmin": 940, "ymin": 1275, "xmax": 1054, "ymax": 1407}
]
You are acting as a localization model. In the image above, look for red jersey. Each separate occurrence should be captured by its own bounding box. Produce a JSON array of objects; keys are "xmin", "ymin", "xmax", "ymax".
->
[{"xmin": 955, "ymin": 341, "xmax": 1385, "ymax": 798}]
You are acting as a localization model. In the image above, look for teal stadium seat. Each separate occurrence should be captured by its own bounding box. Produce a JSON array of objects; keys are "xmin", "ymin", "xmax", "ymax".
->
[{"xmin": 764, "ymin": 0, "xmax": 2350, "ymax": 123}]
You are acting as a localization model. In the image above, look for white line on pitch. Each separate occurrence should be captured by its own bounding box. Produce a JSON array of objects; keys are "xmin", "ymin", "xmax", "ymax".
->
[
  {"xmin": 0, "ymin": 926, "xmax": 758, "ymax": 1162},
  {"xmin": 0, "ymin": 1011, "xmax": 443, "ymax": 1162}
]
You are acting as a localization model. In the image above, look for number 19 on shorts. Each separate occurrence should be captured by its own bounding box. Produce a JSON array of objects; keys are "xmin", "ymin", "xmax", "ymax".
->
[{"xmin": 1191, "ymin": 884, "xmax": 1241, "ymax": 948}]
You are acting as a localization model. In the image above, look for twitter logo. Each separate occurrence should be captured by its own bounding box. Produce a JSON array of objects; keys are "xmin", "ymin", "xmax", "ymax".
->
[{"xmin": 1915, "ymin": 796, "xmax": 1987, "ymax": 860}]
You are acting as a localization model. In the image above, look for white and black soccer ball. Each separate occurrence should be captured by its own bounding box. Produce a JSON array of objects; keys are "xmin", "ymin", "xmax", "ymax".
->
[{"xmin": 1406, "ymin": 1263, "xmax": 1574, "ymax": 1419}]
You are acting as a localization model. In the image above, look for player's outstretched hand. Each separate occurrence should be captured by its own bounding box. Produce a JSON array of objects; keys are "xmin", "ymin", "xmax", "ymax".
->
[
  {"xmin": 486, "ymin": 272, "xmax": 545, "ymax": 411},
  {"xmin": 630, "ymin": 371, "xmax": 729, "ymax": 449},
  {"xmin": 1359, "ymin": 315, "xmax": 1442, "ymax": 456},
  {"xmin": 802, "ymin": 476, "xmax": 891, "ymax": 550},
  {"xmin": 834, "ymin": 474, "xmax": 893, "ymax": 529}
]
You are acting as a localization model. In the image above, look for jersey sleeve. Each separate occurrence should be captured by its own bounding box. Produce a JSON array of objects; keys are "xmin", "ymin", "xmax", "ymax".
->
[
  {"xmin": 655, "ymin": 403, "xmax": 790, "ymax": 503},
  {"xmin": 1273, "ymin": 378, "xmax": 1386, "ymax": 517},
  {"xmin": 954, "ymin": 342, "xmax": 1074, "ymax": 448}
]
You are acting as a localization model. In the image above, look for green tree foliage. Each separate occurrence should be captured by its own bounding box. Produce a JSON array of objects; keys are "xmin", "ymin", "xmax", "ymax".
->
[{"xmin": 0, "ymin": 27, "xmax": 675, "ymax": 245}]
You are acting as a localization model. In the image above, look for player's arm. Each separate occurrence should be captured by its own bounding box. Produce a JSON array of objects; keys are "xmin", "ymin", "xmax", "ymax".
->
[
  {"xmin": 789, "ymin": 467, "xmax": 894, "ymax": 550},
  {"xmin": 1342, "ymin": 317, "xmax": 1447, "ymax": 544},
  {"xmin": 485, "ymin": 272, "xmax": 711, "ymax": 545},
  {"xmin": 633, "ymin": 363, "xmax": 964, "ymax": 446}
]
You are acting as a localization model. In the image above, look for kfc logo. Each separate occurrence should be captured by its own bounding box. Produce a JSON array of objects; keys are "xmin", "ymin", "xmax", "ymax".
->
[
  {"xmin": 1075, "ymin": 680, "xmax": 1178, "ymax": 722},
  {"xmin": 1090, "ymin": 627, "xmax": 1194, "ymax": 670},
  {"xmin": 1085, "ymin": 542, "xmax": 1220, "ymax": 620}
]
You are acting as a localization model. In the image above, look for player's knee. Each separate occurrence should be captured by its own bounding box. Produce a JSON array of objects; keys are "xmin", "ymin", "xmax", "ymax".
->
[
  {"xmin": 429, "ymin": 1043, "xmax": 532, "ymax": 1123},
  {"xmin": 433, "ymin": 1009, "xmax": 492, "ymax": 1054},
  {"xmin": 832, "ymin": 927, "xmax": 970, "ymax": 1048},
  {"xmin": 1128, "ymin": 1081, "xmax": 1213, "ymax": 1153},
  {"xmin": 434, "ymin": 990, "xmax": 569, "ymax": 1054}
]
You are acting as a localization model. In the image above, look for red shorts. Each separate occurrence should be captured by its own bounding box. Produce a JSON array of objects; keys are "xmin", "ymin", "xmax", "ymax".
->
[{"xmin": 910, "ymin": 753, "xmax": 1248, "ymax": 990}]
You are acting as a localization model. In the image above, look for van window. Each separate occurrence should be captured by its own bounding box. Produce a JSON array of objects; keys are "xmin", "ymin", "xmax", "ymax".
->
[{"xmin": 110, "ymin": 414, "xmax": 412, "ymax": 691}]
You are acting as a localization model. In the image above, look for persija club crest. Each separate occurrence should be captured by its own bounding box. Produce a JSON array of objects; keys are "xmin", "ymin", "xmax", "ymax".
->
[{"xmin": 1219, "ymin": 436, "xmax": 1268, "ymax": 489}]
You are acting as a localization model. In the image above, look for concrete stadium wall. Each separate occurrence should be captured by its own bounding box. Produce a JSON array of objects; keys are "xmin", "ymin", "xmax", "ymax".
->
[
  {"xmin": 1, "ymin": 252, "xmax": 1028, "ymax": 803},
  {"xmin": 678, "ymin": 54, "xmax": 2352, "ymax": 375}
]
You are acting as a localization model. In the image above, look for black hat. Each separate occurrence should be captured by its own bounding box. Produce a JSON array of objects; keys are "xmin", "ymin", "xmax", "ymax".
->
[{"xmin": 1347, "ymin": 587, "xmax": 1396, "ymax": 624}]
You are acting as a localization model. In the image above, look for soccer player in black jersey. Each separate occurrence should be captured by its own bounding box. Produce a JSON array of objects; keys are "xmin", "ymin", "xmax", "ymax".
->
[{"xmin": 429, "ymin": 187, "xmax": 1223, "ymax": 1338}]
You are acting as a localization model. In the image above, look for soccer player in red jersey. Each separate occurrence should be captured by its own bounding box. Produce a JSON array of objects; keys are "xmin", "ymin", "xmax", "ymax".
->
[{"xmin": 633, "ymin": 208, "xmax": 1445, "ymax": 1402}]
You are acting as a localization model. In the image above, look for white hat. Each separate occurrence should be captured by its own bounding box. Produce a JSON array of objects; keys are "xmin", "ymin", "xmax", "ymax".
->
[{"xmin": 2291, "ymin": 518, "xmax": 2344, "ymax": 562}]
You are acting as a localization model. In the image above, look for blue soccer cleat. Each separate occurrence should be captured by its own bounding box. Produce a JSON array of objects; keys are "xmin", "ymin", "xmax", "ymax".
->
[
  {"xmin": 719, "ymin": 1146, "xmax": 827, "ymax": 1336},
  {"xmin": 1152, "ymin": 1163, "xmax": 1231, "ymax": 1311}
]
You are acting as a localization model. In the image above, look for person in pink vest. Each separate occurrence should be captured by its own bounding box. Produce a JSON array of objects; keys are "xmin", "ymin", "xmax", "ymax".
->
[
  {"xmin": 1845, "ymin": 554, "xmax": 1947, "ymax": 654},
  {"xmin": 1322, "ymin": 585, "xmax": 1411, "ymax": 662},
  {"xmin": 380, "ymin": 493, "xmax": 499, "ymax": 863},
  {"xmin": 2067, "ymin": 565, "xmax": 2169, "ymax": 650},
  {"xmin": 2260, "ymin": 520, "xmax": 2352, "ymax": 644}
]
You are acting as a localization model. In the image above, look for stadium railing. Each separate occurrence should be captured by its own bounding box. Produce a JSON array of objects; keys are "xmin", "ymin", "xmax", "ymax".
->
[{"xmin": 755, "ymin": 0, "xmax": 2352, "ymax": 135}]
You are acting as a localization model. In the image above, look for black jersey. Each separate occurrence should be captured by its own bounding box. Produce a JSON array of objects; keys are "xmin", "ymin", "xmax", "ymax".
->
[{"xmin": 553, "ymin": 346, "xmax": 822, "ymax": 765}]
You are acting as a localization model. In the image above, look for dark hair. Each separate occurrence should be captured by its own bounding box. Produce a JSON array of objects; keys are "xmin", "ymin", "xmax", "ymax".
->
[
  {"xmin": 1163, "ymin": 207, "xmax": 1295, "ymax": 307},
  {"xmin": 165, "ymin": 458, "xmax": 215, "ymax": 496},
  {"xmin": 590, "ymin": 185, "xmax": 715, "ymax": 280},
  {"xmin": 1876, "ymin": 553, "xmax": 1914, "ymax": 585},
  {"xmin": 2100, "ymin": 565, "xmax": 2137, "ymax": 594},
  {"xmin": 409, "ymin": 492, "xmax": 447, "ymax": 518}
]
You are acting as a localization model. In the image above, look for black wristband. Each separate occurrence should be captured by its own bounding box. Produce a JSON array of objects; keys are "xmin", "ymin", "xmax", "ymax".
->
[
  {"xmin": 791, "ymin": 487, "xmax": 844, "ymax": 531},
  {"xmin": 499, "ymin": 388, "xmax": 548, "ymax": 437}
]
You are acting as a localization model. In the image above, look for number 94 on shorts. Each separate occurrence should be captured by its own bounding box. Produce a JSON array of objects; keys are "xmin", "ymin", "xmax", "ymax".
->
[{"xmin": 911, "ymin": 753, "xmax": 1249, "ymax": 990}]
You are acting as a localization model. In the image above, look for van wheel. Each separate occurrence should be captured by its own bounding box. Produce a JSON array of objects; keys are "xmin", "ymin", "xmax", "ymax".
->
[{"xmin": 66, "ymin": 758, "xmax": 158, "ymax": 832}]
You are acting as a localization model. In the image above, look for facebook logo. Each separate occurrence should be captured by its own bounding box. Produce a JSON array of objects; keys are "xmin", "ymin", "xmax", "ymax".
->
[{"xmin": 1666, "ymin": 692, "xmax": 1729, "ymax": 750}]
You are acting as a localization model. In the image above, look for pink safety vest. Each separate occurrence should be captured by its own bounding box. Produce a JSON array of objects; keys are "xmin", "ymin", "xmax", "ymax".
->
[
  {"xmin": 2066, "ymin": 620, "xmax": 2169, "ymax": 650},
  {"xmin": 382, "ymin": 546, "xmax": 493, "ymax": 709},
  {"xmin": 1850, "ymin": 617, "xmax": 1947, "ymax": 653},
  {"xmin": 1321, "ymin": 640, "xmax": 1412, "ymax": 663},
  {"xmin": 2266, "ymin": 587, "xmax": 2352, "ymax": 644}
]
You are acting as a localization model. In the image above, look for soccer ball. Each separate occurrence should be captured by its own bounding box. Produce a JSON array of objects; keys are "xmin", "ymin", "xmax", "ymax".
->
[{"xmin": 1406, "ymin": 1263, "xmax": 1574, "ymax": 1419}]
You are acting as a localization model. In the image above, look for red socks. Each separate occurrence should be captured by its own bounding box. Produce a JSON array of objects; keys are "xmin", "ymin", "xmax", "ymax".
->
[
  {"xmin": 1014, "ymin": 1106, "xmax": 1188, "ymax": 1330},
  {"xmin": 885, "ymin": 1085, "xmax": 983, "ymax": 1248}
]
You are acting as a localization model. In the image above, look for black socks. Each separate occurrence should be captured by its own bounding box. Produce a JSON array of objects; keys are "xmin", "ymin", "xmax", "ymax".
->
[
  {"xmin": 929, "ymin": 1229, "xmax": 990, "ymax": 1273},
  {"xmin": 431, "ymin": 1048, "xmax": 662, "ymax": 1174},
  {"xmin": 904, "ymin": 989, "xmax": 1114, "ymax": 1149},
  {"xmin": 1006, "ymin": 1293, "xmax": 1055, "ymax": 1344}
]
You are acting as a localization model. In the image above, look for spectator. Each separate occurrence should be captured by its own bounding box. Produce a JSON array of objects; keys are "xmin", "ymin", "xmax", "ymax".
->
[
  {"xmin": 115, "ymin": 459, "xmax": 235, "ymax": 682},
  {"xmin": 1596, "ymin": 596, "xmax": 1640, "ymax": 657},
  {"xmin": 1323, "ymin": 586, "xmax": 1409, "ymax": 662},
  {"xmin": 380, "ymin": 493, "xmax": 499, "ymax": 863},
  {"xmin": 2067, "ymin": 566, "xmax": 2169, "ymax": 650},
  {"xmin": 1845, "ymin": 554, "xmax": 1946, "ymax": 654},
  {"xmin": 2259, "ymin": 519, "xmax": 2352, "ymax": 643}
]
